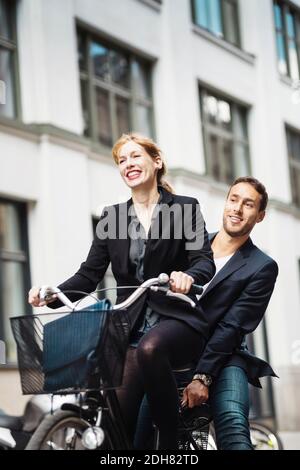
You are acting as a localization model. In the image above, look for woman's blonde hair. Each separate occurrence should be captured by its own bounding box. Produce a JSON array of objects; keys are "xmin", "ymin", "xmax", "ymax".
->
[{"xmin": 112, "ymin": 133, "xmax": 174, "ymax": 194}]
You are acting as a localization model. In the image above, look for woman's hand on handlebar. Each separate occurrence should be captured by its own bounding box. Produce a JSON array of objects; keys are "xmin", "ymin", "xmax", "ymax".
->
[
  {"xmin": 169, "ymin": 271, "xmax": 194, "ymax": 294},
  {"xmin": 28, "ymin": 286, "xmax": 57, "ymax": 307}
]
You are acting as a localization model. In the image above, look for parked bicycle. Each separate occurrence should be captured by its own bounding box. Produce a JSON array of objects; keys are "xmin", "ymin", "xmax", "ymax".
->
[
  {"xmin": 0, "ymin": 395, "xmax": 77, "ymax": 450},
  {"xmin": 248, "ymin": 422, "xmax": 283, "ymax": 450}
]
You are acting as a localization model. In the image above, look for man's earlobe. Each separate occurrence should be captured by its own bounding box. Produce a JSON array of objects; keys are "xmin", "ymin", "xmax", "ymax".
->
[{"xmin": 257, "ymin": 211, "xmax": 266, "ymax": 223}]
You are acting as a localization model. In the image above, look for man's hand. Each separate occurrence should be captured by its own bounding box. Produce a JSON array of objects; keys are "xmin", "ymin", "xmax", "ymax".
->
[
  {"xmin": 169, "ymin": 271, "xmax": 194, "ymax": 294},
  {"xmin": 181, "ymin": 380, "xmax": 209, "ymax": 408}
]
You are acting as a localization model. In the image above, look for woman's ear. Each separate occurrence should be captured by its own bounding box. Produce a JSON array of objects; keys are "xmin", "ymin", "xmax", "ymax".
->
[{"xmin": 155, "ymin": 156, "xmax": 163, "ymax": 170}]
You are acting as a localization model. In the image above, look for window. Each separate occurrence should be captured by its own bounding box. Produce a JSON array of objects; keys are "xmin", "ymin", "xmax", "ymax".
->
[
  {"xmin": 200, "ymin": 89, "xmax": 250, "ymax": 184},
  {"xmin": 273, "ymin": 1, "xmax": 300, "ymax": 80},
  {"xmin": 78, "ymin": 29, "xmax": 154, "ymax": 147},
  {"xmin": 286, "ymin": 127, "xmax": 300, "ymax": 208},
  {"xmin": 0, "ymin": 200, "xmax": 31, "ymax": 364},
  {"xmin": 192, "ymin": 0, "xmax": 240, "ymax": 47},
  {"xmin": 0, "ymin": 0, "xmax": 18, "ymax": 119},
  {"xmin": 247, "ymin": 319, "xmax": 276, "ymax": 420}
]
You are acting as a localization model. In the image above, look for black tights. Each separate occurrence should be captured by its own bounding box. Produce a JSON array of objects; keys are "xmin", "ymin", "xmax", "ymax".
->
[{"xmin": 116, "ymin": 319, "xmax": 205, "ymax": 449}]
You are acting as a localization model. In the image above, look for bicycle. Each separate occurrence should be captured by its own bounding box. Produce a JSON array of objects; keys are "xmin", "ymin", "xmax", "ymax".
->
[
  {"xmin": 11, "ymin": 273, "xmax": 206, "ymax": 450},
  {"xmin": 248, "ymin": 421, "xmax": 283, "ymax": 450},
  {"xmin": 11, "ymin": 275, "xmax": 283, "ymax": 451},
  {"xmin": 188, "ymin": 420, "xmax": 283, "ymax": 451}
]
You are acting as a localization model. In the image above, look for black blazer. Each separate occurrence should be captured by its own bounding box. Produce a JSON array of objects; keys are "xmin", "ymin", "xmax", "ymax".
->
[
  {"xmin": 195, "ymin": 233, "xmax": 279, "ymax": 387},
  {"xmin": 50, "ymin": 187, "xmax": 215, "ymax": 337}
]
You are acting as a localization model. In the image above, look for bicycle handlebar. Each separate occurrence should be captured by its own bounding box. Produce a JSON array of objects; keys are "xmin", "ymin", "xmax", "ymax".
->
[
  {"xmin": 189, "ymin": 284, "xmax": 204, "ymax": 296},
  {"xmin": 39, "ymin": 273, "xmax": 203, "ymax": 311},
  {"xmin": 39, "ymin": 286, "xmax": 74, "ymax": 309}
]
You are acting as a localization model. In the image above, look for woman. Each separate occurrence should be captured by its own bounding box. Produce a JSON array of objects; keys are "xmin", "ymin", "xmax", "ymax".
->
[{"xmin": 28, "ymin": 133, "xmax": 215, "ymax": 449}]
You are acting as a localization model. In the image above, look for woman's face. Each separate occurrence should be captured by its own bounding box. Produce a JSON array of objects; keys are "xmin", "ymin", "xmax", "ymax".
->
[{"xmin": 118, "ymin": 141, "xmax": 162, "ymax": 190}]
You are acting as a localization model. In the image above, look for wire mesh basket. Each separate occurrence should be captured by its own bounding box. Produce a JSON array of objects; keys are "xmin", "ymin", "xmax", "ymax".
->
[{"xmin": 10, "ymin": 303, "xmax": 130, "ymax": 395}]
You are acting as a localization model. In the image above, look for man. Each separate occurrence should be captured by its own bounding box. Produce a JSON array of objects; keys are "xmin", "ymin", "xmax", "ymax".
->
[
  {"xmin": 135, "ymin": 176, "xmax": 278, "ymax": 450},
  {"xmin": 182, "ymin": 176, "xmax": 278, "ymax": 450}
]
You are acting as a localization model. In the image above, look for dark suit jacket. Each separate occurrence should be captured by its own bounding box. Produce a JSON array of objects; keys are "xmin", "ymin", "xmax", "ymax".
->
[
  {"xmin": 195, "ymin": 233, "xmax": 279, "ymax": 387},
  {"xmin": 50, "ymin": 187, "xmax": 215, "ymax": 337}
]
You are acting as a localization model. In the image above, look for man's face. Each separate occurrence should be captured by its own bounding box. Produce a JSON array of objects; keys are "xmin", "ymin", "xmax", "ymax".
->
[{"xmin": 223, "ymin": 182, "xmax": 265, "ymax": 237}]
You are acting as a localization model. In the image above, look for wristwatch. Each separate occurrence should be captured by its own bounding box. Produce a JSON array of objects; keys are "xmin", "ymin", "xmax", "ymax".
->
[{"xmin": 192, "ymin": 373, "xmax": 212, "ymax": 387}]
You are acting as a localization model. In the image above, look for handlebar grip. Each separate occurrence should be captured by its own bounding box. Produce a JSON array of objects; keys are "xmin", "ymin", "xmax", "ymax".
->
[
  {"xmin": 39, "ymin": 286, "xmax": 74, "ymax": 309},
  {"xmin": 189, "ymin": 284, "xmax": 204, "ymax": 295}
]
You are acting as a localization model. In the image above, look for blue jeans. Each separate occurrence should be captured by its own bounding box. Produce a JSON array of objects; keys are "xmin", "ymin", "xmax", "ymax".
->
[
  {"xmin": 134, "ymin": 366, "xmax": 253, "ymax": 450},
  {"xmin": 211, "ymin": 366, "xmax": 253, "ymax": 450}
]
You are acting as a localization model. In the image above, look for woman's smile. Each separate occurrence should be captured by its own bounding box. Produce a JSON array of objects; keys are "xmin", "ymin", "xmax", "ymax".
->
[{"xmin": 126, "ymin": 169, "xmax": 143, "ymax": 181}]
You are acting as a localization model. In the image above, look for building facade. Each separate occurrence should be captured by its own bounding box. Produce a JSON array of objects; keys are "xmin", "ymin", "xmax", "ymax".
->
[{"xmin": 1, "ymin": 0, "xmax": 300, "ymax": 448}]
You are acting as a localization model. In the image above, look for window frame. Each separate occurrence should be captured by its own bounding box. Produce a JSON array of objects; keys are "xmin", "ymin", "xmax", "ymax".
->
[
  {"xmin": 77, "ymin": 26, "xmax": 155, "ymax": 150},
  {"xmin": 0, "ymin": 198, "xmax": 31, "ymax": 367},
  {"xmin": 200, "ymin": 87, "xmax": 251, "ymax": 184},
  {"xmin": 0, "ymin": 0, "xmax": 21, "ymax": 120},
  {"xmin": 273, "ymin": 0, "xmax": 300, "ymax": 80},
  {"xmin": 191, "ymin": 0, "xmax": 241, "ymax": 48},
  {"xmin": 286, "ymin": 125, "xmax": 300, "ymax": 208}
]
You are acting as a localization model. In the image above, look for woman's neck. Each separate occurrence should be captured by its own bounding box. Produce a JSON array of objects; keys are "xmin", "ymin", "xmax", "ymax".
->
[{"xmin": 132, "ymin": 184, "xmax": 160, "ymax": 209}]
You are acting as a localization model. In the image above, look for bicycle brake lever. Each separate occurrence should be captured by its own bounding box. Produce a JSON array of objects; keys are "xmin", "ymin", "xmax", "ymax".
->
[
  {"xmin": 150, "ymin": 286, "xmax": 169, "ymax": 293},
  {"xmin": 150, "ymin": 286, "xmax": 196, "ymax": 307}
]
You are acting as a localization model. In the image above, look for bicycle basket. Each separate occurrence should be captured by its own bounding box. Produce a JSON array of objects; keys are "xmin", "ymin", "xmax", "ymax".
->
[{"xmin": 10, "ymin": 301, "xmax": 130, "ymax": 395}]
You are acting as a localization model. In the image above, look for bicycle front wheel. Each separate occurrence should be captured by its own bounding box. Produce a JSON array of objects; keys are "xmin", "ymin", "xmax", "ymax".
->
[
  {"xmin": 26, "ymin": 410, "xmax": 115, "ymax": 450},
  {"xmin": 250, "ymin": 422, "xmax": 283, "ymax": 450}
]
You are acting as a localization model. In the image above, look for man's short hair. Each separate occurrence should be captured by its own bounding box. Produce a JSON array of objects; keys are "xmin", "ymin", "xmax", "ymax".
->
[{"xmin": 227, "ymin": 176, "xmax": 268, "ymax": 212}]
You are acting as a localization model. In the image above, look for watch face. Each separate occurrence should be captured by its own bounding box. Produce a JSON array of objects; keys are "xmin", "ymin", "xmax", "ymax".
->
[
  {"xmin": 199, "ymin": 374, "xmax": 211, "ymax": 386},
  {"xmin": 193, "ymin": 374, "xmax": 212, "ymax": 386},
  {"xmin": 203, "ymin": 376, "xmax": 212, "ymax": 386}
]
